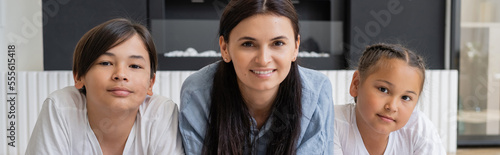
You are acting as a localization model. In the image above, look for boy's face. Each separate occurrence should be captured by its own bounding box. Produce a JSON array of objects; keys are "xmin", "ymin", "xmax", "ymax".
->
[
  {"xmin": 77, "ymin": 34, "xmax": 155, "ymax": 112},
  {"xmin": 350, "ymin": 58, "xmax": 423, "ymax": 136}
]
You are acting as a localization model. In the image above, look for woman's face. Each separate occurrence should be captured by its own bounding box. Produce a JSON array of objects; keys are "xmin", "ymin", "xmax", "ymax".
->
[{"xmin": 220, "ymin": 14, "xmax": 299, "ymax": 96}]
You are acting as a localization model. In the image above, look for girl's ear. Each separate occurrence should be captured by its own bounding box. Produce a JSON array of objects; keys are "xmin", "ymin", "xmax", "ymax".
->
[
  {"xmin": 147, "ymin": 73, "xmax": 156, "ymax": 96},
  {"xmin": 74, "ymin": 74, "xmax": 84, "ymax": 89},
  {"xmin": 349, "ymin": 71, "xmax": 360, "ymax": 98},
  {"xmin": 219, "ymin": 36, "xmax": 231, "ymax": 63}
]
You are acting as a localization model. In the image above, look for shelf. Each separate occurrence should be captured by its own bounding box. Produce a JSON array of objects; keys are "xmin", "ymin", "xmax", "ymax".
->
[
  {"xmin": 461, "ymin": 22, "xmax": 500, "ymax": 28},
  {"xmin": 157, "ymin": 55, "xmax": 346, "ymax": 71}
]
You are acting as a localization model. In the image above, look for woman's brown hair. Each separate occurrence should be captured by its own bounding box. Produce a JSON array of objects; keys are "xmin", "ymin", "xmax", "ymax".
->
[{"xmin": 204, "ymin": 0, "xmax": 302, "ymax": 154}]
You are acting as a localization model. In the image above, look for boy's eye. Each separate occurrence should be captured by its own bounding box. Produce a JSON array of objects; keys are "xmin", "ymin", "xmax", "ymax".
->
[
  {"xmin": 273, "ymin": 41, "xmax": 285, "ymax": 46},
  {"xmin": 130, "ymin": 64, "xmax": 142, "ymax": 69},
  {"xmin": 98, "ymin": 62, "xmax": 111, "ymax": 66},
  {"xmin": 378, "ymin": 87, "xmax": 388, "ymax": 93},
  {"xmin": 242, "ymin": 42, "xmax": 254, "ymax": 47},
  {"xmin": 402, "ymin": 96, "xmax": 411, "ymax": 101}
]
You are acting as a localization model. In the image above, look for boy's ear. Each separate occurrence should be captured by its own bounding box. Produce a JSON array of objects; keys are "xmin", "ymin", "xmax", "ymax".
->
[
  {"xmin": 147, "ymin": 73, "xmax": 156, "ymax": 96},
  {"xmin": 349, "ymin": 71, "xmax": 360, "ymax": 98},
  {"xmin": 74, "ymin": 74, "xmax": 84, "ymax": 89}
]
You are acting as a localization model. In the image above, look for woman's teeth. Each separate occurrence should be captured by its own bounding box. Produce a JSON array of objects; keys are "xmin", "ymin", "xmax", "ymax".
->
[{"xmin": 253, "ymin": 70, "xmax": 273, "ymax": 74}]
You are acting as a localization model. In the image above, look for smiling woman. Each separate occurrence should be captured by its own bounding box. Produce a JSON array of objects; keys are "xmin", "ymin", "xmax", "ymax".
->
[
  {"xmin": 25, "ymin": 18, "xmax": 184, "ymax": 155},
  {"xmin": 178, "ymin": 0, "xmax": 334, "ymax": 155}
]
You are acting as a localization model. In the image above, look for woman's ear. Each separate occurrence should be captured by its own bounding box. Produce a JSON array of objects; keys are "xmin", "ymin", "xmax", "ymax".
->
[
  {"xmin": 147, "ymin": 73, "xmax": 156, "ymax": 96},
  {"xmin": 292, "ymin": 35, "xmax": 300, "ymax": 62},
  {"xmin": 74, "ymin": 74, "xmax": 84, "ymax": 89},
  {"xmin": 349, "ymin": 70, "xmax": 360, "ymax": 98},
  {"xmin": 219, "ymin": 36, "xmax": 231, "ymax": 63}
]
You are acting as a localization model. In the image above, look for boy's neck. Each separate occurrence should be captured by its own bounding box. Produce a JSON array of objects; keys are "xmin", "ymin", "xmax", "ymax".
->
[
  {"xmin": 87, "ymin": 104, "xmax": 138, "ymax": 155},
  {"xmin": 355, "ymin": 108, "xmax": 389, "ymax": 155}
]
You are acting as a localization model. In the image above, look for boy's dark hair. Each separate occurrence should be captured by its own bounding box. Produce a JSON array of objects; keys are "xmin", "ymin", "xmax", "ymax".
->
[{"xmin": 72, "ymin": 18, "xmax": 157, "ymax": 95}]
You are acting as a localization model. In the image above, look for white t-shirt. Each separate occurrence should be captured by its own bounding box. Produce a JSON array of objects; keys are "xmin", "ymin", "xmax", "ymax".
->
[
  {"xmin": 334, "ymin": 103, "xmax": 446, "ymax": 155},
  {"xmin": 26, "ymin": 86, "xmax": 184, "ymax": 155}
]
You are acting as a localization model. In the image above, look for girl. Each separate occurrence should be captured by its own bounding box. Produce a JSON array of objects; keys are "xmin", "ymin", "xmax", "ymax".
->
[
  {"xmin": 179, "ymin": 0, "xmax": 334, "ymax": 154},
  {"xmin": 26, "ymin": 18, "xmax": 184, "ymax": 154},
  {"xmin": 334, "ymin": 44, "xmax": 445, "ymax": 154}
]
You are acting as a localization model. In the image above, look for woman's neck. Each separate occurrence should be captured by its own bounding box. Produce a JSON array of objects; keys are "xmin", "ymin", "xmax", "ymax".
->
[
  {"xmin": 355, "ymin": 107, "xmax": 389, "ymax": 155},
  {"xmin": 87, "ymin": 103, "xmax": 138, "ymax": 155},
  {"xmin": 240, "ymin": 86, "xmax": 278, "ymax": 129}
]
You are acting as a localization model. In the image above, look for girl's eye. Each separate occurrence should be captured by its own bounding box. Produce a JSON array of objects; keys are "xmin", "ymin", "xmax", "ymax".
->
[
  {"xmin": 98, "ymin": 62, "xmax": 111, "ymax": 66},
  {"xmin": 130, "ymin": 64, "xmax": 142, "ymax": 69},
  {"xmin": 242, "ymin": 42, "xmax": 254, "ymax": 47},
  {"xmin": 402, "ymin": 96, "xmax": 411, "ymax": 101},
  {"xmin": 378, "ymin": 87, "xmax": 388, "ymax": 93},
  {"xmin": 274, "ymin": 41, "xmax": 285, "ymax": 46}
]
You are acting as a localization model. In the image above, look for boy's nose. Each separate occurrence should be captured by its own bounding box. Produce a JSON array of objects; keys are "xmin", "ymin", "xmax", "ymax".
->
[{"xmin": 112, "ymin": 66, "xmax": 128, "ymax": 81}]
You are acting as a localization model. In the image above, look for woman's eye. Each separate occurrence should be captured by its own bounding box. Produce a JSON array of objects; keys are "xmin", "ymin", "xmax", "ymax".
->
[
  {"xmin": 378, "ymin": 87, "xmax": 388, "ymax": 93},
  {"xmin": 274, "ymin": 41, "xmax": 285, "ymax": 46},
  {"xmin": 242, "ymin": 42, "xmax": 254, "ymax": 47},
  {"xmin": 130, "ymin": 64, "xmax": 142, "ymax": 69},
  {"xmin": 402, "ymin": 96, "xmax": 411, "ymax": 101},
  {"xmin": 98, "ymin": 62, "xmax": 111, "ymax": 66}
]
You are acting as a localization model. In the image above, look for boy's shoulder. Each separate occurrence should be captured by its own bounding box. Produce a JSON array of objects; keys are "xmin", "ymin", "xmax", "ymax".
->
[
  {"xmin": 45, "ymin": 86, "xmax": 86, "ymax": 109},
  {"xmin": 140, "ymin": 94, "xmax": 178, "ymax": 116}
]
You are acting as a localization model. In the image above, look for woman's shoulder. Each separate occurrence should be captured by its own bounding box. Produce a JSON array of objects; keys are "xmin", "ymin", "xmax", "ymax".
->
[
  {"xmin": 298, "ymin": 66, "xmax": 329, "ymax": 81},
  {"xmin": 181, "ymin": 61, "xmax": 219, "ymax": 93},
  {"xmin": 298, "ymin": 65, "xmax": 331, "ymax": 94}
]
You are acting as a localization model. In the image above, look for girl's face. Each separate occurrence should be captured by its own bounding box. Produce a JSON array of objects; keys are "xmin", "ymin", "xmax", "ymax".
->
[
  {"xmin": 349, "ymin": 58, "xmax": 423, "ymax": 135},
  {"xmin": 220, "ymin": 14, "xmax": 299, "ymax": 96},
  {"xmin": 76, "ymin": 34, "xmax": 155, "ymax": 112}
]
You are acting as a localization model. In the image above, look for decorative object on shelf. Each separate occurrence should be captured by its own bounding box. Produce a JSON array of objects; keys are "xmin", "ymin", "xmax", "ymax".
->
[{"xmin": 163, "ymin": 47, "xmax": 330, "ymax": 57}]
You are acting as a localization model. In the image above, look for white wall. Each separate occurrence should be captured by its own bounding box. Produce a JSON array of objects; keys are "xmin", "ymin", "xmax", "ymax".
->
[{"xmin": 0, "ymin": 0, "xmax": 44, "ymax": 72}]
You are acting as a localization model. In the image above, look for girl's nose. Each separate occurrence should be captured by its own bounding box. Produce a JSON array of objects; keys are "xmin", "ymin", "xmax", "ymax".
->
[{"xmin": 385, "ymin": 97, "xmax": 398, "ymax": 112}]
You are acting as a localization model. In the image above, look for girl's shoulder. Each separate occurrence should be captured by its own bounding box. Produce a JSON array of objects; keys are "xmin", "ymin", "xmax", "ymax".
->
[
  {"xmin": 334, "ymin": 103, "xmax": 356, "ymax": 126},
  {"xmin": 397, "ymin": 109, "xmax": 442, "ymax": 142}
]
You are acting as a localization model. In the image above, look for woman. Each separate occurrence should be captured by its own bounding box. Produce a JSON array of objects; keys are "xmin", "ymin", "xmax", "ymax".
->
[{"xmin": 179, "ymin": 0, "xmax": 334, "ymax": 154}]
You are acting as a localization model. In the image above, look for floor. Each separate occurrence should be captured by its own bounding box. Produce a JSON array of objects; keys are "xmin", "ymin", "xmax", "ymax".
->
[{"xmin": 450, "ymin": 148, "xmax": 500, "ymax": 155}]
